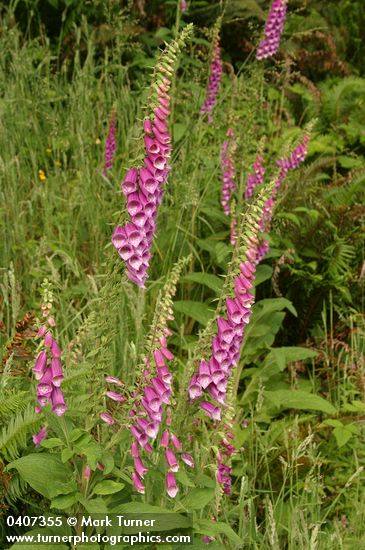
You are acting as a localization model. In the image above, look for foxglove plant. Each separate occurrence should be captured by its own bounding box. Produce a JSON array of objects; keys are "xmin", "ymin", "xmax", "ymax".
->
[
  {"xmin": 257, "ymin": 130, "xmax": 311, "ymax": 263},
  {"xmin": 112, "ymin": 25, "xmax": 193, "ymax": 287},
  {"xmin": 186, "ymin": 186, "xmax": 276, "ymax": 493},
  {"xmin": 32, "ymin": 280, "xmax": 67, "ymax": 444},
  {"xmin": 256, "ymin": 0, "xmax": 287, "ymax": 60},
  {"xmin": 220, "ymin": 128, "xmax": 236, "ymax": 216},
  {"xmin": 200, "ymin": 23, "xmax": 223, "ymax": 123},
  {"xmin": 122, "ymin": 257, "xmax": 194, "ymax": 496},
  {"xmin": 103, "ymin": 110, "xmax": 117, "ymax": 175},
  {"xmin": 245, "ymin": 153, "xmax": 266, "ymax": 200}
]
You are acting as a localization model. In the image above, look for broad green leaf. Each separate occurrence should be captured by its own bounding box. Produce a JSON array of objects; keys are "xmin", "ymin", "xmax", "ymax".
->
[
  {"xmin": 254, "ymin": 264, "xmax": 273, "ymax": 286},
  {"xmin": 50, "ymin": 492, "xmax": 80, "ymax": 510},
  {"xmin": 173, "ymin": 123, "xmax": 187, "ymax": 142},
  {"xmin": 175, "ymin": 469, "xmax": 195, "ymax": 488},
  {"xmin": 322, "ymin": 419, "xmax": 343, "ymax": 428},
  {"xmin": 93, "ymin": 480, "xmax": 125, "ymax": 495},
  {"xmin": 181, "ymin": 272, "xmax": 223, "ymax": 293},
  {"xmin": 195, "ymin": 519, "xmax": 243, "ymax": 545},
  {"xmin": 40, "ymin": 437, "xmax": 63, "ymax": 448},
  {"xmin": 7, "ymin": 454, "xmax": 77, "ymax": 499},
  {"xmin": 61, "ymin": 448, "xmax": 74, "ymax": 463},
  {"xmin": 110, "ymin": 503, "xmax": 190, "ymax": 532},
  {"xmin": 182, "ymin": 488, "xmax": 215, "ymax": 510},
  {"xmin": 333, "ymin": 426, "xmax": 353, "ymax": 448},
  {"xmin": 78, "ymin": 496, "xmax": 109, "ymax": 515},
  {"xmin": 174, "ymin": 301, "xmax": 214, "ymax": 326},
  {"xmin": 264, "ymin": 390, "xmax": 336, "ymax": 415}
]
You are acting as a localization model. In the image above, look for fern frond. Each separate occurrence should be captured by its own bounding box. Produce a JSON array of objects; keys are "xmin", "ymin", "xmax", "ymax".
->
[
  {"xmin": 321, "ymin": 76, "xmax": 365, "ymax": 121},
  {"xmin": 0, "ymin": 405, "xmax": 41, "ymax": 462},
  {"xmin": 323, "ymin": 171, "xmax": 365, "ymax": 206},
  {"xmin": 325, "ymin": 237, "xmax": 356, "ymax": 279},
  {"xmin": 0, "ymin": 391, "xmax": 30, "ymax": 419}
]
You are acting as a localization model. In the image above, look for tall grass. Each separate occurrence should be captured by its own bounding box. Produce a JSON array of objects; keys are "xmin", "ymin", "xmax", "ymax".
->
[{"xmin": 0, "ymin": 6, "xmax": 365, "ymax": 549}]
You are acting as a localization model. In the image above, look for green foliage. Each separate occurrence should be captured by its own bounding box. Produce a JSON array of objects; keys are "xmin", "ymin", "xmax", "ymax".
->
[{"xmin": 0, "ymin": 2, "xmax": 365, "ymax": 548}]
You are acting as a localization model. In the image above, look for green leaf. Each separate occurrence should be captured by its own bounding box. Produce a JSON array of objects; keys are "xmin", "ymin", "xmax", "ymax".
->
[
  {"xmin": 61, "ymin": 448, "xmax": 74, "ymax": 463},
  {"xmin": 264, "ymin": 390, "xmax": 336, "ymax": 415},
  {"xmin": 175, "ymin": 469, "xmax": 195, "ymax": 488},
  {"xmin": 173, "ymin": 123, "xmax": 187, "ymax": 142},
  {"xmin": 333, "ymin": 426, "xmax": 353, "ymax": 448},
  {"xmin": 40, "ymin": 437, "xmax": 63, "ymax": 448},
  {"xmin": 195, "ymin": 519, "xmax": 243, "ymax": 545},
  {"xmin": 78, "ymin": 496, "xmax": 109, "ymax": 515},
  {"xmin": 174, "ymin": 301, "xmax": 214, "ymax": 326},
  {"xmin": 50, "ymin": 492, "xmax": 80, "ymax": 510},
  {"xmin": 7, "ymin": 454, "xmax": 77, "ymax": 499},
  {"xmin": 182, "ymin": 488, "xmax": 215, "ymax": 510},
  {"xmin": 111, "ymin": 503, "xmax": 190, "ymax": 531},
  {"xmin": 93, "ymin": 480, "xmax": 125, "ymax": 495},
  {"xmin": 181, "ymin": 272, "xmax": 223, "ymax": 293},
  {"xmin": 254, "ymin": 264, "xmax": 273, "ymax": 286}
]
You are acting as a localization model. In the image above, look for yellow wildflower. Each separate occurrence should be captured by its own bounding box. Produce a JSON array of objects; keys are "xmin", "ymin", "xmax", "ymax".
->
[{"xmin": 38, "ymin": 169, "xmax": 47, "ymax": 182}]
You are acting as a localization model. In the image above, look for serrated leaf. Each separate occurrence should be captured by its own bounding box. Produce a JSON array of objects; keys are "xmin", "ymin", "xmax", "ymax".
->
[
  {"xmin": 174, "ymin": 301, "xmax": 214, "ymax": 326},
  {"xmin": 93, "ymin": 480, "xmax": 125, "ymax": 495}
]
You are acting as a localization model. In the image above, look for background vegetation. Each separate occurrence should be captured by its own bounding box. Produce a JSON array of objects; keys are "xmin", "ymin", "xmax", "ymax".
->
[{"xmin": 0, "ymin": 1, "xmax": 364, "ymax": 548}]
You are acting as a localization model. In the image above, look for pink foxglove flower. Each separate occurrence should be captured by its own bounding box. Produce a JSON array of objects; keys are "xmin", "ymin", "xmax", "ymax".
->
[
  {"xmin": 32, "ymin": 426, "xmax": 47, "ymax": 446},
  {"xmin": 200, "ymin": 31, "xmax": 223, "ymax": 123},
  {"xmin": 166, "ymin": 472, "xmax": 178, "ymax": 498},
  {"xmin": 103, "ymin": 110, "xmax": 117, "ymax": 175},
  {"xmin": 32, "ymin": 299, "xmax": 67, "ymax": 439},
  {"xmin": 220, "ymin": 128, "xmax": 236, "ymax": 216},
  {"xmin": 256, "ymin": 0, "xmax": 287, "ymax": 60},
  {"xmin": 245, "ymin": 154, "xmax": 265, "ymax": 200},
  {"xmin": 111, "ymin": 26, "xmax": 192, "ymax": 287}
]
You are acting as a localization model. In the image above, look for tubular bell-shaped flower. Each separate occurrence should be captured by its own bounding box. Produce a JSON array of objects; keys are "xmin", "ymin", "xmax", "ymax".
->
[
  {"xmin": 112, "ymin": 25, "xmax": 193, "ymax": 288},
  {"xmin": 200, "ymin": 21, "xmax": 223, "ymax": 123},
  {"xmin": 256, "ymin": 0, "xmax": 287, "ymax": 60}
]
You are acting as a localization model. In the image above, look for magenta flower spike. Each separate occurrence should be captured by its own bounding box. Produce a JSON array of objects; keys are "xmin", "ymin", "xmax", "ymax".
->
[
  {"xmin": 245, "ymin": 154, "xmax": 265, "ymax": 200},
  {"xmin": 200, "ymin": 30, "xmax": 223, "ymax": 123},
  {"xmin": 83, "ymin": 465, "xmax": 92, "ymax": 480},
  {"xmin": 220, "ymin": 129, "xmax": 236, "ymax": 216},
  {"xmin": 32, "ymin": 426, "xmax": 47, "ymax": 446},
  {"xmin": 103, "ymin": 110, "xmax": 117, "ymax": 175},
  {"xmin": 256, "ymin": 0, "xmax": 287, "ymax": 60},
  {"xmin": 166, "ymin": 472, "xmax": 178, "ymax": 498}
]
